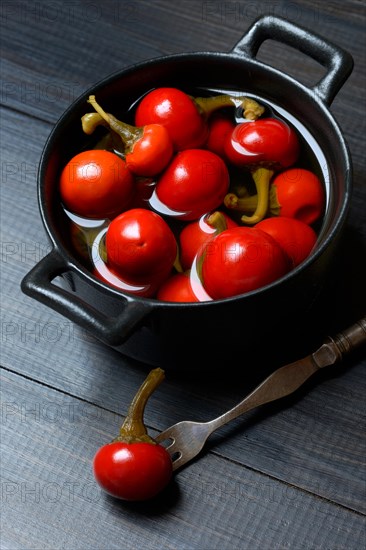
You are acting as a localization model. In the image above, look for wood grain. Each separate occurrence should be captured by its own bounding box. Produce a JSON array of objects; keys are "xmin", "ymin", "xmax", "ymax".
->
[
  {"xmin": 1, "ymin": 1, "xmax": 365, "ymax": 548},
  {"xmin": 2, "ymin": 370, "xmax": 365, "ymax": 550}
]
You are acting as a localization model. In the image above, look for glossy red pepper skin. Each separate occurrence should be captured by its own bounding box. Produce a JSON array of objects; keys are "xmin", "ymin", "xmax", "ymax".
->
[
  {"xmin": 256, "ymin": 216, "xmax": 317, "ymax": 267},
  {"xmin": 272, "ymin": 168, "xmax": 325, "ymax": 225},
  {"xmin": 60, "ymin": 150, "xmax": 134, "ymax": 219},
  {"xmin": 135, "ymin": 87, "xmax": 208, "ymax": 151},
  {"xmin": 224, "ymin": 118, "xmax": 300, "ymax": 169},
  {"xmin": 93, "ymin": 441, "xmax": 172, "ymax": 501},
  {"xmin": 201, "ymin": 227, "xmax": 290, "ymax": 299},
  {"xmin": 205, "ymin": 112, "xmax": 236, "ymax": 159},
  {"xmin": 125, "ymin": 123, "xmax": 173, "ymax": 177},
  {"xmin": 157, "ymin": 272, "xmax": 200, "ymax": 302},
  {"xmin": 154, "ymin": 149, "xmax": 230, "ymax": 221},
  {"xmin": 106, "ymin": 208, "xmax": 177, "ymax": 285},
  {"xmin": 179, "ymin": 212, "xmax": 237, "ymax": 270}
]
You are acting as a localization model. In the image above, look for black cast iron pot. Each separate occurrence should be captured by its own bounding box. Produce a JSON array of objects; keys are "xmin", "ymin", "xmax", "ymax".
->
[{"xmin": 21, "ymin": 15, "xmax": 353, "ymax": 369}]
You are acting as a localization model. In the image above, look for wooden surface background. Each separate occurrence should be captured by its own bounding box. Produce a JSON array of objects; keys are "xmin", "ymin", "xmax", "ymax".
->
[{"xmin": 1, "ymin": 1, "xmax": 365, "ymax": 549}]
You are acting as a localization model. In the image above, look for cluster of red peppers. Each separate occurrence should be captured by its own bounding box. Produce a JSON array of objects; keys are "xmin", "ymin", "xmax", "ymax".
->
[{"xmin": 60, "ymin": 86, "xmax": 325, "ymax": 302}]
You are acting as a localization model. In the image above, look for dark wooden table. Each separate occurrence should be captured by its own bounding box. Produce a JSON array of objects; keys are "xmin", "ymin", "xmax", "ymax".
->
[{"xmin": 1, "ymin": 2, "xmax": 365, "ymax": 548}]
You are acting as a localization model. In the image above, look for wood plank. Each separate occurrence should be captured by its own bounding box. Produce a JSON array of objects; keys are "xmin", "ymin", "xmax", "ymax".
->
[
  {"xmin": 0, "ymin": 0, "xmax": 229, "ymax": 122},
  {"xmin": 1, "ymin": 4, "xmax": 366, "ymax": 545},
  {"xmin": 1, "ymin": 0, "xmax": 365, "ymax": 130},
  {"xmin": 2, "ymin": 369, "xmax": 365, "ymax": 550}
]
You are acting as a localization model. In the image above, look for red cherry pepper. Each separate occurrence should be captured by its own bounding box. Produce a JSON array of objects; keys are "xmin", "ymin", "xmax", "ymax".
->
[
  {"xmin": 256, "ymin": 216, "xmax": 317, "ymax": 267},
  {"xmin": 179, "ymin": 211, "xmax": 237, "ymax": 270},
  {"xmin": 271, "ymin": 168, "xmax": 325, "ymax": 225},
  {"xmin": 224, "ymin": 117, "xmax": 300, "ymax": 169},
  {"xmin": 80, "ymin": 223, "xmax": 158, "ymax": 297},
  {"xmin": 223, "ymin": 118, "xmax": 300, "ymax": 225},
  {"xmin": 201, "ymin": 227, "xmax": 290, "ymax": 299},
  {"xmin": 205, "ymin": 112, "xmax": 236, "ymax": 159},
  {"xmin": 157, "ymin": 272, "xmax": 200, "ymax": 303},
  {"xmin": 93, "ymin": 368, "xmax": 172, "ymax": 501},
  {"xmin": 106, "ymin": 208, "xmax": 177, "ymax": 286},
  {"xmin": 152, "ymin": 149, "xmax": 230, "ymax": 221},
  {"xmin": 84, "ymin": 95, "xmax": 174, "ymax": 177},
  {"xmin": 225, "ymin": 168, "xmax": 325, "ymax": 226},
  {"xmin": 60, "ymin": 149, "xmax": 134, "ymax": 219},
  {"xmin": 135, "ymin": 87, "xmax": 209, "ymax": 151}
]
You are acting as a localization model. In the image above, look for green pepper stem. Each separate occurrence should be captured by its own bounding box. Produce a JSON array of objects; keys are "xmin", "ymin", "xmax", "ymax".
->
[
  {"xmin": 194, "ymin": 94, "xmax": 265, "ymax": 121},
  {"xmin": 87, "ymin": 95, "xmax": 143, "ymax": 150},
  {"xmin": 225, "ymin": 179, "xmax": 281, "ymax": 220},
  {"xmin": 224, "ymin": 192, "xmax": 258, "ymax": 212},
  {"xmin": 240, "ymin": 168, "xmax": 274, "ymax": 225},
  {"xmin": 206, "ymin": 211, "xmax": 228, "ymax": 234},
  {"xmin": 116, "ymin": 368, "xmax": 165, "ymax": 444},
  {"xmin": 81, "ymin": 112, "xmax": 109, "ymax": 135},
  {"xmin": 224, "ymin": 168, "xmax": 274, "ymax": 225}
]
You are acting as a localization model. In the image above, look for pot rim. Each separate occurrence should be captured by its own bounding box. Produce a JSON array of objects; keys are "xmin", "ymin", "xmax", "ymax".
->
[{"xmin": 37, "ymin": 48, "xmax": 353, "ymax": 310}]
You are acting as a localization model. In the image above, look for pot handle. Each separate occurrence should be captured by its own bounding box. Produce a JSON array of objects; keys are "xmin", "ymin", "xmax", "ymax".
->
[
  {"xmin": 21, "ymin": 248, "xmax": 153, "ymax": 347},
  {"xmin": 231, "ymin": 14, "xmax": 353, "ymax": 105}
]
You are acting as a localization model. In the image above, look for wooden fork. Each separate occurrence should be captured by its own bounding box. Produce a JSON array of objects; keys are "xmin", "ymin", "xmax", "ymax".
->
[{"xmin": 155, "ymin": 318, "xmax": 366, "ymax": 471}]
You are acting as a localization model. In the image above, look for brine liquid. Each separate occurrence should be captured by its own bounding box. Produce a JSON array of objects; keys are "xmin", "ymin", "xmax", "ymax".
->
[{"xmin": 62, "ymin": 87, "xmax": 329, "ymax": 301}]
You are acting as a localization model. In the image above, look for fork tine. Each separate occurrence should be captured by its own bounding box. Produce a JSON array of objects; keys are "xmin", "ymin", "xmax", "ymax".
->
[
  {"xmin": 155, "ymin": 431, "xmax": 173, "ymax": 444},
  {"xmin": 155, "ymin": 430, "xmax": 175, "ymax": 448},
  {"xmin": 171, "ymin": 454, "xmax": 184, "ymax": 471},
  {"xmin": 155, "ymin": 421, "xmax": 211, "ymax": 470},
  {"xmin": 161, "ymin": 440, "xmax": 176, "ymax": 453},
  {"xmin": 155, "ymin": 429, "xmax": 185, "ymax": 468}
]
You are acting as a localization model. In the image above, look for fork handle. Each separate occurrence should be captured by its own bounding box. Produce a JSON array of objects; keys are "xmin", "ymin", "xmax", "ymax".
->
[
  {"xmin": 330, "ymin": 317, "xmax": 366, "ymax": 356},
  {"xmin": 208, "ymin": 318, "xmax": 366, "ymax": 432}
]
